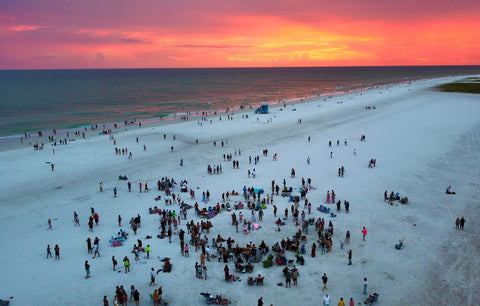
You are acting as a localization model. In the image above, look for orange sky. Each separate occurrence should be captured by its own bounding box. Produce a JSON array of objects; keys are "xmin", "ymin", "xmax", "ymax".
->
[{"xmin": 1, "ymin": 1, "xmax": 479, "ymax": 69}]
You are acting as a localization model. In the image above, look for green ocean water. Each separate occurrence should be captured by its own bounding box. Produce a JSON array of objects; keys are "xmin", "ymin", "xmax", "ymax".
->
[{"xmin": 1, "ymin": 66, "xmax": 479, "ymax": 138}]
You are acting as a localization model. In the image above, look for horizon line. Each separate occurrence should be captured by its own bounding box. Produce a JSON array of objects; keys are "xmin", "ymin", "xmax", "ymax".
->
[{"xmin": 2, "ymin": 64, "xmax": 480, "ymax": 72}]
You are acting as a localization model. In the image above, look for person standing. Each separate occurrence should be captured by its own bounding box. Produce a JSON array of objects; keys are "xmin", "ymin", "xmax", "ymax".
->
[
  {"xmin": 46, "ymin": 245, "xmax": 52, "ymax": 258},
  {"xmin": 285, "ymin": 268, "xmax": 291, "ymax": 288},
  {"xmin": 74, "ymin": 212, "xmax": 80, "ymax": 226},
  {"xmin": 345, "ymin": 231, "xmax": 351, "ymax": 244},
  {"xmin": 338, "ymin": 297, "xmax": 345, "ymax": 306},
  {"xmin": 455, "ymin": 217, "xmax": 460, "ymax": 229},
  {"xmin": 47, "ymin": 218, "xmax": 52, "ymax": 230},
  {"xmin": 322, "ymin": 273, "xmax": 328, "ymax": 291},
  {"xmin": 124, "ymin": 256, "xmax": 130, "ymax": 273},
  {"xmin": 86, "ymin": 238, "xmax": 93, "ymax": 254},
  {"xmin": 54, "ymin": 244, "xmax": 60, "ymax": 260},
  {"xmin": 103, "ymin": 295, "xmax": 109, "ymax": 306},
  {"xmin": 349, "ymin": 297, "xmax": 355, "ymax": 306},
  {"xmin": 291, "ymin": 266, "xmax": 298, "ymax": 286},
  {"xmin": 113, "ymin": 186, "xmax": 117, "ymax": 198},
  {"xmin": 362, "ymin": 227, "xmax": 367, "ymax": 241},
  {"xmin": 133, "ymin": 289, "xmax": 140, "ymax": 306},
  {"xmin": 258, "ymin": 296, "xmax": 264, "ymax": 306},
  {"xmin": 460, "ymin": 217, "xmax": 465, "ymax": 230},
  {"xmin": 323, "ymin": 293, "xmax": 331, "ymax": 306},
  {"xmin": 85, "ymin": 260, "xmax": 91, "ymax": 278},
  {"xmin": 146, "ymin": 245, "xmax": 151, "ymax": 259},
  {"xmin": 363, "ymin": 278, "xmax": 368, "ymax": 295},
  {"xmin": 152, "ymin": 289, "xmax": 159, "ymax": 306},
  {"xmin": 112, "ymin": 256, "xmax": 117, "ymax": 271}
]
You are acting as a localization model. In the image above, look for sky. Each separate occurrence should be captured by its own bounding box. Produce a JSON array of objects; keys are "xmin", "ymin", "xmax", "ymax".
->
[{"xmin": 1, "ymin": 0, "xmax": 479, "ymax": 69}]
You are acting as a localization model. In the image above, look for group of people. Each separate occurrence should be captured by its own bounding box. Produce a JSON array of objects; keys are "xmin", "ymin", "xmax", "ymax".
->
[
  {"xmin": 455, "ymin": 217, "xmax": 466, "ymax": 230},
  {"xmin": 56, "ymin": 133, "xmax": 381, "ymax": 305}
]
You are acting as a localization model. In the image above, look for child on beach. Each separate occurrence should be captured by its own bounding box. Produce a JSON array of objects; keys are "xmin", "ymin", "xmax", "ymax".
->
[{"xmin": 85, "ymin": 260, "xmax": 90, "ymax": 278}]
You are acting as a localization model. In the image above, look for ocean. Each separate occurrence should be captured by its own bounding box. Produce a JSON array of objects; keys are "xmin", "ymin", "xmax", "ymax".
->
[{"xmin": 1, "ymin": 66, "xmax": 479, "ymax": 139}]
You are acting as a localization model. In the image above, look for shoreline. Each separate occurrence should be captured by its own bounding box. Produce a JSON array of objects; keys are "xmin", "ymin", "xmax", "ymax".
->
[{"xmin": 1, "ymin": 74, "xmax": 474, "ymax": 153}]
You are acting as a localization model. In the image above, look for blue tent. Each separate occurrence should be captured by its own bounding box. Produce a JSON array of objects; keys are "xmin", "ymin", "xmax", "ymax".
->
[{"xmin": 255, "ymin": 103, "xmax": 269, "ymax": 114}]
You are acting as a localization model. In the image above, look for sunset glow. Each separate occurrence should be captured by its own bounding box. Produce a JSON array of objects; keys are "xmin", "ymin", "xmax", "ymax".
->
[{"xmin": 1, "ymin": 0, "xmax": 479, "ymax": 69}]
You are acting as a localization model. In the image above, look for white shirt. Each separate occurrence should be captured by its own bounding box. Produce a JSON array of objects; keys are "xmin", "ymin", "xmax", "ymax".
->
[{"xmin": 323, "ymin": 295, "xmax": 330, "ymax": 305}]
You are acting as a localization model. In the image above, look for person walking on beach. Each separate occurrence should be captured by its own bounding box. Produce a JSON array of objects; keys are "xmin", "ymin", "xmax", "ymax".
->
[
  {"xmin": 51, "ymin": 163, "xmax": 54, "ymax": 171},
  {"xmin": 92, "ymin": 243, "xmax": 101, "ymax": 258},
  {"xmin": 99, "ymin": 181, "xmax": 103, "ymax": 192},
  {"xmin": 362, "ymin": 227, "xmax": 367, "ymax": 241},
  {"xmin": 347, "ymin": 249, "xmax": 352, "ymax": 265},
  {"xmin": 150, "ymin": 267, "xmax": 156, "ymax": 286},
  {"xmin": 363, "ymin": 278, "xmax": 368, "ymax": 295},
  {"xmin": 455, "ymin": 217, "xmax": 460, "ymax": 229},
  {"xmin": 460, "ymin": 216, "xmax": 465, "ymax": 230},
  {"xmin": 113, "ymin": 186, "xmax": 117, "ymax": 198},
  {"xmin": 322, "ymin": 273, "xmax": 328, "ymax": 291},
  {"xmin": 47, "ymin": 218, "xmax": 52, "ymax": 230},
  {"xmin": 46, "ymin": 245, "xmax": 52, "ymax": 258}
]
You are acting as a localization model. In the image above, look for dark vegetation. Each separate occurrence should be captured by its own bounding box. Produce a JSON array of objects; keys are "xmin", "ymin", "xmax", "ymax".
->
[{"xmin": 437, "ymin": 77, "xmax": 480, "ymax": 94}]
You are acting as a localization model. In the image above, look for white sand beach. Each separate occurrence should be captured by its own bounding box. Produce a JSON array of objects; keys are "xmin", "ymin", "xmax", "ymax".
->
[{"xmin": 1, "ymin": 75, "xmax": 479, "ymax": 306}]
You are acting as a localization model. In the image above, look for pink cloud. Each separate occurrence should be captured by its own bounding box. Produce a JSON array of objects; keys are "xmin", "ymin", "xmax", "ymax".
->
[{"xmin": 0, "ymin": 0, "xmax": 479, "ymax": 68}]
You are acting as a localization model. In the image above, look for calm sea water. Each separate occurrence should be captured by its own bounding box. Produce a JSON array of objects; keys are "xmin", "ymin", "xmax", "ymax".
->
[{"xmin": 0, "ymin": 66, "xmax": 479, "ymax": 138}]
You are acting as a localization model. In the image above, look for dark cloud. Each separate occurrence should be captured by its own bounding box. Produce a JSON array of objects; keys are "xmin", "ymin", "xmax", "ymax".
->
[
  {"xmin": 172, "ymin": 44, "xmax": 252, "ymax": 49},
  {"xmin": 121, "ymin": 38, "xmax": 152, "ymax": 44}
]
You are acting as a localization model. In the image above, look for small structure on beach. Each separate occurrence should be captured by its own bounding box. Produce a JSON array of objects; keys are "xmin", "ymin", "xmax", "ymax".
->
[{"xmin": 254, "ymin": 104, "xmax": 269, "ymax": 114}]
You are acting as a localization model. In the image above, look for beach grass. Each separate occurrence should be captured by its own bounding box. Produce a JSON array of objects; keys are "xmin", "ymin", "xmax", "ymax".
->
[{"xmin": 437, "ymin": 78, "xmax": 480, "ymax": 94}]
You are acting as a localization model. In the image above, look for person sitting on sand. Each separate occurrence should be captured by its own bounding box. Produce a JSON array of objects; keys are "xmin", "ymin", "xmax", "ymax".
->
[{"xmin": 446, "ymin": 186, "xmax": 456, "ymax": 194}]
